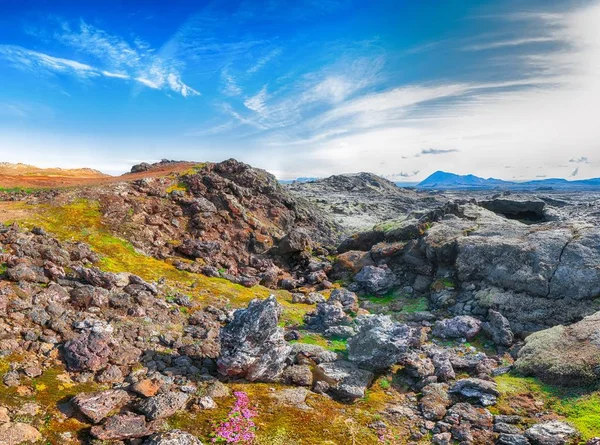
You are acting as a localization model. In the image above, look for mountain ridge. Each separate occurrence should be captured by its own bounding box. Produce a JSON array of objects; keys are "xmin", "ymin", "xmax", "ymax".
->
[{"xmin": 418, "ymin": 170, "xmax": 600, "ymax": 189}]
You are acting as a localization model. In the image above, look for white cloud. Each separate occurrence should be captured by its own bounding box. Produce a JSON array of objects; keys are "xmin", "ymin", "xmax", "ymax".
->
[
  {"xmin": 256, "ymin": 1, "xmax": 600, "ymax": 180},
  {"xmin": 0, "ymin": 20, "xmax": 198, "ymax": 97},
  {"xmin": 464, "ymin": 37, "xmax": 557, "ymax": 51},
  {"xmin": 244, "ymin": 86, "xmax": 268, "ymax": 114},
  {"xmin": 247, "ymin": 48, "xmax": 282, "ymax": 74}
]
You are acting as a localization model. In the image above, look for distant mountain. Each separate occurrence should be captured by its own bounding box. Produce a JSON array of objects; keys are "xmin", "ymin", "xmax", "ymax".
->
[
  {"xmin": 279, "ymin": 177, "xmax": 319, "ymax": 184},
  {"xmin": 418, "ymin": 171, "xmax": 600, "ymax": 190},
  {"xmin": 0, "ymin": 162, "xmax": 108, "ymax": 178}
]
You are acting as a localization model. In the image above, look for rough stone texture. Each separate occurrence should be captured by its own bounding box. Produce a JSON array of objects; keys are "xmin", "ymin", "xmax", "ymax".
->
[
  {"xmin": 450, "ymin": 378, "xmax": 499, "ymax": 406},
  {"xmin": 432, "ymin": 316, "xmax": 482, "ymax": 340},
  {"xmin": 72, "ymin": 389, "xmax": 130, "ymax": 423},
  {"xmin": 136, "ymin": 392, "xmax": 190, "ymax": 420},
  {"xmin": 347, "ymin": 315, "xmax": 424, "ymax": 370},
  {"xmin": 63, "ymin": 331, "xmax": 112, "ymax": 372},
  {"xmin": 316, "ymin": 361, "xmax": 374, "ymax": 402},
  {"xmin": 90, "ymin": 413, "xmax": 152, "ymax": 440},
  {"xmin": 354, "ymin": 265, "xmax": 396, "ymax": 295},
  {"xmin": 218, "ymin": 296, "xmax": 291, "ymax": 382},
  {"xmin": 143, "ymin": 430, "xmax": 204, "ymax": 445},
  {"xmin": 515, "ymin": 311, "xmax": 600, "ymax": 385},
  {"xmin": 525, "ymin": 421, "xmax": 579, "ymax": 445},
  {"xmin": 479, "ymin": 196, "xmax": 546, "ymax": 220},
  {"xmin": 482, "ymin": 310, "xmax": 514, "ymax": 346},
  {"xmin": 0, "ymin": 422, "xmax": 42, "ymax": 444},
  {"xmin": 420, "ymin": 383, "xmax": 450, "ymax": 421}
]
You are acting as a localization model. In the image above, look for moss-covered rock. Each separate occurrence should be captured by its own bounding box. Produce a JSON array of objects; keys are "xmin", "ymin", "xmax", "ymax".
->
[{"xmin": 515, "ymin": 311, "xmax": 600, "ymax": 386}]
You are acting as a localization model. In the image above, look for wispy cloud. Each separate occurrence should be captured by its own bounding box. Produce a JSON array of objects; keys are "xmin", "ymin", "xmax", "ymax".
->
[
  {"xmin": 418, "ymin": 148, "xmax": 459, "ymax": 156},
  {"xmin": 0, "ymin": 20, "xmax": 198, "ymax": 97},
  {"xmin": 571, "ymin": 167, "xmax": 579, "ymax": 177},
  {"xmin": 247, "ymin": 48, "xmax": 282, "ymax": 74},
  {"xmin": 464, "ymin": 37, "xmax": 557, "ymax": 51}
]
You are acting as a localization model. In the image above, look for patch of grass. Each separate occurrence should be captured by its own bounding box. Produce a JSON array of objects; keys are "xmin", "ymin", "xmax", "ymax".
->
[
  {"xmin": 494, "ymin": 374, "xmax": 600, "ymax": 440},
  {"xmin": 401, "ymin": 297, "xmax": 429, "ymax": 313},
  {"xmin": 0, "ymin": 186, "xmax": 38, "ymax": 194},
  {"xmin": 0, "ymin": 262, "xmax": 7, "ymax": 276},
  {"xmin": 290, "ymin": 332, "xmax": 348, "ymax": 355}
]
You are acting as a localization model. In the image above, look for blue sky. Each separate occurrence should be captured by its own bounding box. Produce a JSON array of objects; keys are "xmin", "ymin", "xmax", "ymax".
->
[{"xmin": 0, "ymin": 0, "xmax": 599, "ymax": 179}]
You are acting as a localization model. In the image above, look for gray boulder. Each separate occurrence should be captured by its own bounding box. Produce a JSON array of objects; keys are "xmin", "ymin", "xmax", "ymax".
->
[
  {"xmin": 515, "ymin": 311, "xmax": 600, "ymax": 386},
  {"xmin": 327, "ymin": 288, "xmax": 359, "ymax": 313},
  {"xmin": 316, "ymin": 361, "xmax": 374, "ymax": 402},
  {"xmin": 483, "ymin": 310, "xmax": 514, "ymax": 346},
  {"xmin": 450, "ymin": 378, "xmax": 499, "ymax": 406},
  {"xmin": 354, "ymin": 265, "xmax": 396, "ymax": 295},
  {"xmin": 136, "ymin": 392, "xmax": 190, "ymax": 421},
  {"xmin": 143, "ymin": 430, "xmax": 203, "ymax": 445},
  {"xmin": 432, "ymin": 316, "xmax": 482, "ymax": 340},
  {"xmin": 218, "ymin": 296, "xmax": 291, "ymax": 382},
  {"xmin": 497, "ymin": 433, "xmax": 531, "ymax": 445},
  {"xmin": 479, "ymin": 196, "xmax": 546, "ymax": 220},
  {"xmin": 525, "ymin": 421, "xmax": 579, "ymax": 445},
  {"xmin": 347, "ymin": 315, "xmax": 424, "ymax": 370}
]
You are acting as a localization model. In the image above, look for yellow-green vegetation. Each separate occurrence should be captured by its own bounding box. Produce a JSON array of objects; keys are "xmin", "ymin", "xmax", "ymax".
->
[
  {"xmin": 362, "ymin": 291, "xmax": 429, "ymax": 314},
  {"xmin": 494, "ymin": 373, "xmax": 600, "ymax": 440},
  {"xmin": 290, "ymin": 332, "xmax": 348, "ymax": 355},
  {"xmin": 0, "ymin": 186, "xmax": 38, "ymax": 194},
  {"xmin": 9, "ymin": 199, "xmax": 312, "ymax": 323},
  {"xmin": 166, "ymin": 182, "xmax": 189, "ymax": 194},
  {"xmin": 169, "ymin": 382, "xmax": 419, "ymax": 444},
  {"xmin": 0, "ymin": 358, "xmax": 105, "ymax": 443}
]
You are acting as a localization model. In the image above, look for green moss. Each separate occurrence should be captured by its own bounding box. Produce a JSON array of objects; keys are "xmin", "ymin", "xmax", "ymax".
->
[
  {"xmin": 431, "ymin": 278, "xmax": 455, "ymax": 292},
  {"xmin": 0, "ymin": 186, "xmax": 38, "ymax": 194},
  {"xmin": 494, "ymin": 374, "xmax": 600, "ymax": 440},
  {"xmin": 401, "ymin": 297, "xmax": 429, "ymax": 313}
]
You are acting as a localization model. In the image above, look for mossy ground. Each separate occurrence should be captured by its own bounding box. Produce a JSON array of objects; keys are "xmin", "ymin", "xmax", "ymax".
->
[
  {"xmin": 169, "ymin": 381, "xmax": 421, "ymax": 444},
  {"xmin": 0, "ymin": 357, "xmax": 105, "ymax": 444},
  {"xmin": 494, "ymin": 373, "xmax": 600, "ymax": 441},
  {"xmin": 4, "ymin": 199, "xmax": 311, "ymax": 325}
]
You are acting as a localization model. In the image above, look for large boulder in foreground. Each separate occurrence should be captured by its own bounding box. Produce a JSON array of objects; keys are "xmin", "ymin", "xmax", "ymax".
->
[
  {"xmin": 525, "ymin": 420, "xmax": 579, "ymax": 445},
  {"xmin": 347, "ymin": 315, "xmax": 425, "ymax": 370},
  {"xmin": 218, "ymin": 296, "xmax": 291, "ymax": 382},
  {"xmin": 515, "ymin": 311, "xmax": 600, "ymax": 386}
]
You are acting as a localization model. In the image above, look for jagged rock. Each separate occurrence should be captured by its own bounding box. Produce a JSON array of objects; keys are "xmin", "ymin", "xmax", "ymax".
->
[
  {"xmin": 132, "ymin": 379, "xmax": 162, "ymax": 398},
  {"xmin": 143, "ymin": 430, "xmax": 204, "ymax": 445},
  {"xmin": 432, "ymin": 316, "xmax": 482, "ymax": 340},
  {"xmin": 304, "ymin": 300, "xmax": 350, "ymax": 332},
  {"xmin": 426, "ymin": 348, "xmax": 456, "ymax": 382},
  {"xmin": 479, "ymin": 196, "xmax": 546, "ymax": 220},
  {"xmin": 525, "ymin": 421, "xmax": 579, "ymax": 445},
  {"xmin": 450, "ymin": 378, "xmax": 499, "ymax": 406},
  {"xmin": 483, "ymin": 310, "xmax": 514, "ymax": 346},
  {"xmin": 278, "ymin": 228, "xmax": 312, "ymax": 255},
  {"xmin": 420, "ymin": 383, "xmax": 450, "ymax": 421},
  {"xmin": 347, "ymin": 315, "xmax": 424, "ymax": 370},
  {"xmin": 497, "ymin": 434, "xmax": 531, "ymax": 445},
  {"xmin": 72, "ymin": 389, "xmax": 130, "ymax": 423},
  {"xmin": 515, "ymin": 311, "xmax": 600, "ymax": 385},
  {"xmin": 136, "ymin": 392, "xmax": 190, "ymax": 420},
  {"xmin": 90, "ymin": 413, "xmax": 152, "ymax": 440},
  {"xmin": 281, "ymin": 365, "xmax": 313, "ymax": 387},
  {"xmin": 218, "ymin": 296, "xmax": 291, "ymax": 382},
  {"xmin": 316, "ymin": 361, "xmax": 374, "ymax": 402},
  {"xmin": 63, "ymin": 331, "xmax": 112, "ymax": 372},
  {"xmin": 432, "ymin": 432, "xmax": 452, "ymax": 445},
  {"xmin": 401, "ymin": 352, "xmax": 435, "ymax": 380},
  {"xmin": 354, "ymin": 265, "xmax": 396, "ymax": 295},
  {"xmin": 327, "ymin": 288, "xmax": 359, "ymax": 313},
  {"xmin": 0, "ymin": 422, "xmax": 42, "ymax": 444},
  {"xmin": 291, "ymin": 292, "xmax": 326, "ymax": 304},
  {"xmin": 75, "ymin": 266, "xmax": 117, "ymax": 289},
  {"xmin": 7, "ymin": 263, "xmax": 48, "ymax": 283}
]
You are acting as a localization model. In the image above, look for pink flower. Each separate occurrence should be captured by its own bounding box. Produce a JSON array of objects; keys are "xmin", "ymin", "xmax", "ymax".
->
[{"xmin": 212, "ymin": 391, "xmax": 258, "ymax": 444}]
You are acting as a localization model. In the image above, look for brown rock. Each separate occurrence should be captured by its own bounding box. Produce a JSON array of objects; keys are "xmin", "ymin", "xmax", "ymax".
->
[
  {"xmin": 90, "ymin": 413, "xmax": 152, "ymax": 440},
  {"xmin": 132, "ymin": 379, "xmax": 162, "ymax": 398}
]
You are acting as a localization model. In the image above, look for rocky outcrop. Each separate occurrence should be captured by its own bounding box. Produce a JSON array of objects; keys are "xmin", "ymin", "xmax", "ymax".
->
[
  {"xmin": 143, "ymin": 430, "xmax": 204, "ymax": 445},
  {"xmin": 217, "ymin": 296, "xmax": 291, "ymax": 382},
  {"xmin": 315, "ymin": 361, "xmax": 374, "ymax": 402},
  {"xmin": 72, "ymin": 389, "xmax": 130, "ymax": 423},
  {"xmin": 432, "ymin": 316, "xmax": 482, "ymax": 340},
  {"xmin": 525, "ymin": 421, "xmax": 579, "ymax": 445}
]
